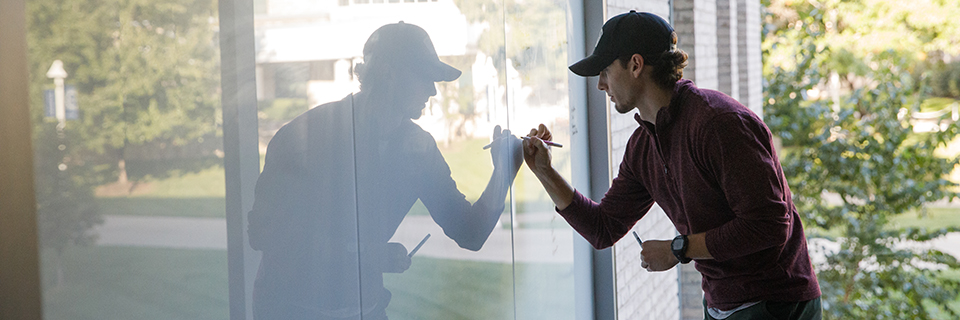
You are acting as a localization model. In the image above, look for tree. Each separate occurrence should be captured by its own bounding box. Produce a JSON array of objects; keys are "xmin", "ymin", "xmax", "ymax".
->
[
  {"xmin": 27, "ymin": 0, "xmax": 221, "ymax": 189},
  {"xmin": 25, "ymin": 0, "xmax": 221, "ymax": 284},
  {"xmin": 763, "ymin": 0, "xmax": 960, "ymax": 318}
]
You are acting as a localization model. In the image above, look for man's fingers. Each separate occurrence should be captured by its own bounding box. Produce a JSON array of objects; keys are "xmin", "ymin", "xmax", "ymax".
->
[
  {"xmin": 530, "ymin": 136, "xmax": 547, "ymax": 151},
  {"xmin": 523, "ymin": 137, "xmax": 547, "ymax": 157},
  {"xmin": 538, "ymin": 123, "xmax": 552, "ymax": 140}
]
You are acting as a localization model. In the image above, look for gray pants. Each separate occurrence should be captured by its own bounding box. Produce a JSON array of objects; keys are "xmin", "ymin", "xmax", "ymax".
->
[{"xmin": 703, "ymin": 297, "xmax": 822, "ymax": 320}]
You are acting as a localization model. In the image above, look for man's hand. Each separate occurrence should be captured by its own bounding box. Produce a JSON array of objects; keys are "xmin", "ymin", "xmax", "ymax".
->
[
  {"xmin": 382, "ymin": 242, "xmax": 412, "ymax": 273},
  {"xmin": 523, "ymin": 124, "xmax": 554, "ymax": 177},
  {"xmin": 640, "ymin": 240, "xmax": 680, "ymax": 272},
  {"xmin": 520, "ymin": 123, "xmax": 575, "ymax": 210}
]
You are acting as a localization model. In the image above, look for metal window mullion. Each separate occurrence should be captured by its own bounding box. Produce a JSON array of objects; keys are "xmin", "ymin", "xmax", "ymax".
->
[{"xmin": 218, "ymin": 0, "xmax": 261, "ymax": 319}]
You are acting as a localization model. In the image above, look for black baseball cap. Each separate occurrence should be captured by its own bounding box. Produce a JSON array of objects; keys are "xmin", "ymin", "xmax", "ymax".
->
[
  {"xmin": 363, "ymin": 21, "xmax": 462, "ymax": 82},
  {"xmin": 569, "ymin": 11, "xmax": 675, "ymax": 77}
]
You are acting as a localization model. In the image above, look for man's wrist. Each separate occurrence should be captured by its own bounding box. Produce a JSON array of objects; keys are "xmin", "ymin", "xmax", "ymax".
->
[
  {"xmin": 533, "ymin": 165, "xmax": 561, "ymax": 184},
  {"xmin": 533, "ymin": 167, "xmax": 574, "ymax": 210}
]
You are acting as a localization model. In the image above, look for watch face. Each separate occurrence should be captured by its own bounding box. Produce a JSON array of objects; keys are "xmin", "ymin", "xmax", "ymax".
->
[{"xmin": 672, "ymin": 238, "xmax": 683, "ymax": 250}]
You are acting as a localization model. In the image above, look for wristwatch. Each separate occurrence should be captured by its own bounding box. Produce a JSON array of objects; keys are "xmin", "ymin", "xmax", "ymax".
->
[{"xmin": 671, "ymin": 235, "xmax": 692, "ymax": 264}]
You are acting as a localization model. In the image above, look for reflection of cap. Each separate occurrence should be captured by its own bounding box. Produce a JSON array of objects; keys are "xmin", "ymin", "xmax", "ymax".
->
[
  {"xmin": 569, "ymin": 11, "xmax": 674, "ymax": 77},
  {"xmin": 363, "ymin": 21, "xmax": 462, "ymax": 82}
]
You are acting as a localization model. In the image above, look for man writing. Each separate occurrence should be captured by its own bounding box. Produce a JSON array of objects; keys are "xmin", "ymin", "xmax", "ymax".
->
[{"xmin": 522, "ymin": 11, "xmax": 822, "ymax": 320}]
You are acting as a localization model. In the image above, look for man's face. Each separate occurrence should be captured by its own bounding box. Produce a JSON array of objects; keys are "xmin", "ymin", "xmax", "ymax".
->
[
  {"xmin": 386, "ymin": 70, "xmax": 438, "ymax": 120},
  {"xmin": 597, "ymin": 59, "xmax": 636, "ymax": 114}
]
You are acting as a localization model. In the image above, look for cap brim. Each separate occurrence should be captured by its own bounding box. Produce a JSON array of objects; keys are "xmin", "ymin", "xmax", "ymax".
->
[
  {"xmin": 569, "ymin": 53, "xmax": 617, "ymax": 77},
  {"xmin": 430, "ymin": 62, "xmax": 462, "ymax": 82}
]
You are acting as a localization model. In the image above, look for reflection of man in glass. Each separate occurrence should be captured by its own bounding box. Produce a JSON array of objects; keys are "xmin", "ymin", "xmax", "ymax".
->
[{"xmin": 248, "ymin": 22, "xmax": 523, "ymax": 319}]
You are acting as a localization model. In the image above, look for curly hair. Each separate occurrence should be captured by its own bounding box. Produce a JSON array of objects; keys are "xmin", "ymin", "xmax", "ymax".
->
[{"xmin": 617, "ymin": 32, "xmax": 688, "ymax": 89}]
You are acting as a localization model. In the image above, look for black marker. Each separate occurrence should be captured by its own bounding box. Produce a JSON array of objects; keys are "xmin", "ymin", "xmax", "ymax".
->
[
  {"xmin": 483, "ymin": 136, "xmax": 563, "ymax": 150},
  {"xmin": 632, "ymin": 231, "xmax": 643, "ymax": 245},
  {"xmin": 408, "ymin": 234, "xmax": 431, "ymax": 258}
]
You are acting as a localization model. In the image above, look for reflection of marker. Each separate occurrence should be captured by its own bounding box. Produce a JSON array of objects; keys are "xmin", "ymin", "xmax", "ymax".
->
[
  {"xmin": 408, "ymin": 234, "xmax": 431, "ymax": 258},
  {"xmin": 632, "ymin": 231, "xmax": 643, "ymax": 245},
  {"xmin": 483, "ymin": 136, "xmax": 563, "ymax": 150}
]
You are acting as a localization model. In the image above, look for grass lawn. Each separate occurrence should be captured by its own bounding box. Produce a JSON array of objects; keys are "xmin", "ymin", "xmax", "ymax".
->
[
  {"xmin": 95, "ymin": 157, "xmax": 227, "ymax": 218},
  {"xmin": 41, "ymin": 245, "xmax": 572, "ymax": 320},
  {"xmin": 805, "ymin": 206, "xmax": 960, "ymax": 239},
  {"xmin": 890, "ymin": 206, "xmax": 960, "ymax": 230},
  {"xmin": 41, "ymin": 246, "xmax": 228, "ymax": 320},
  {"xmin": 386, "ymin": 259, "xmax": 574, "ymax": 320}
]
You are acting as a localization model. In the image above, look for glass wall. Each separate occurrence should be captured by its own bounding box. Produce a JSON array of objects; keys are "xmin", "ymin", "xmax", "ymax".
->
[
  {"xmin": 250, "ymin": 0, "xmax": 574, "ymax": 319},
  {"xmin": 27, "ymin": 0, "xmax": 575, "ymax": 318}
]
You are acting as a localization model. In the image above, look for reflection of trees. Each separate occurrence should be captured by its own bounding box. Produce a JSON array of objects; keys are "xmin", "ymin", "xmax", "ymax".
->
[
  {"xmin": 455, "ymin": 0, "xmax": 567, "ymax": 105},
  {"xmin": 26, "ymin": 0, "xmax": 221, "ymax": 286},
  {"xmin": 27, "ymin": 0, "xmax": 221, "ymax": 192},
  {"xmin": 763, "ymin": 0, "xmax": 960, "ymax": 318}
]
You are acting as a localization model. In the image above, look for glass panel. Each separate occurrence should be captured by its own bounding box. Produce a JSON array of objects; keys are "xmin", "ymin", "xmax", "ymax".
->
[
  {"xmin": 27, "ymin": 0, "xmax": 227, "ymax": 319},
  {"xmin": 251, "ymin": 0, "xmax": 519, "ymax": 318},
  {"xmin": 503, "ymin": 0, "xmax": 575, "ymax": 318},
  {"xmin": 26, "ymin": 0, "xmax": 574, "ymax": 318}
]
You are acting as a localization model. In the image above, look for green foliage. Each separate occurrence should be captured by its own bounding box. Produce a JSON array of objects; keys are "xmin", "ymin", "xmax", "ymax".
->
[
  {"xmin": 763, "ymin": 0, "xmax": 960, "ymax": 318},
  {"xmin": 258, "ymin": 98, "xmax": 309, "ymax": 123}
]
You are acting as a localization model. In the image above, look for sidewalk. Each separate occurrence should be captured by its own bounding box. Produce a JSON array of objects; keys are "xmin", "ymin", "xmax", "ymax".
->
[{"xmin": 94, "ymin": 214, "xmax": 575, "ymax": 263}]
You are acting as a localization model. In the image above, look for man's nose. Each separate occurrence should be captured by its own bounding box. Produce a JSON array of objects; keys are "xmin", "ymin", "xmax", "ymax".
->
[{"xmin": 597, "ymin": 77, "xmax": 607, "ymax": 91}]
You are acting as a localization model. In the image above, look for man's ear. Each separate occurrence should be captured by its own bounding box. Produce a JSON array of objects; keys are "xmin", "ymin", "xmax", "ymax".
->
[{"xmin": 630, "ymin": 53, "xmax": 645, "ymax": 78}]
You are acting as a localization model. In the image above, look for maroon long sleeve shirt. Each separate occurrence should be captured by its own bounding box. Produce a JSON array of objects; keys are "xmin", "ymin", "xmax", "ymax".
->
[{"xmin": 559, "ymin": 79, "xmax": 820, "ymax": 310}]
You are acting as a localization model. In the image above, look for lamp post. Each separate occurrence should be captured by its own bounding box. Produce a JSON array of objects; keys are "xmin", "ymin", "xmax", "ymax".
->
[
  {"xmin": 46, "ymin": 59, "xmax": 69, "ymax": 182},
  {"xmin": 46, "ymin": 60, "xmax": 68, "ymax": 130}
]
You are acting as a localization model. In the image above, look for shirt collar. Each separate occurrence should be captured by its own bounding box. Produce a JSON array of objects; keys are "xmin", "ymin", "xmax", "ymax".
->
[{"xmin": 632, "ymin": 79, "xmax": 694, "ymax": 129}]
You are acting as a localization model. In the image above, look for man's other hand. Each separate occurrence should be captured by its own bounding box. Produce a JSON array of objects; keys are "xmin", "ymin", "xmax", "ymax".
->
[
  {"xmin": 640, "ymin": 239, "xmax": 680, "ymax": 272},
  {"xmin": 383, "ymin": 242, "xmax": 412, "ymax": 273}
]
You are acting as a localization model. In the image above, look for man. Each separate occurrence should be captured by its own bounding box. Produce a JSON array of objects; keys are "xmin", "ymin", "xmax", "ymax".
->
[
  {"xmin": 522, "ymin": 11, "xmax": 822, "ymax": 320},
  {"xmin": 247, "ymin": 22, "xmax": 523, "ymax": 320}
]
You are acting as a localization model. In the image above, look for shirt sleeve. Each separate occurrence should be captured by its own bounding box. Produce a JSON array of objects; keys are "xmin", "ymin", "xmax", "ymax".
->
[
  {"xmin": 701, "ymin": 112, "xmax": 793, "ymax": 261},
  {"xmin": 557, "ymin": 144, "xmax": 656, "ymax": 249},
  {"xmin": 408, "ymin": 132, "xmax": 481, "ymax": 248}
]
